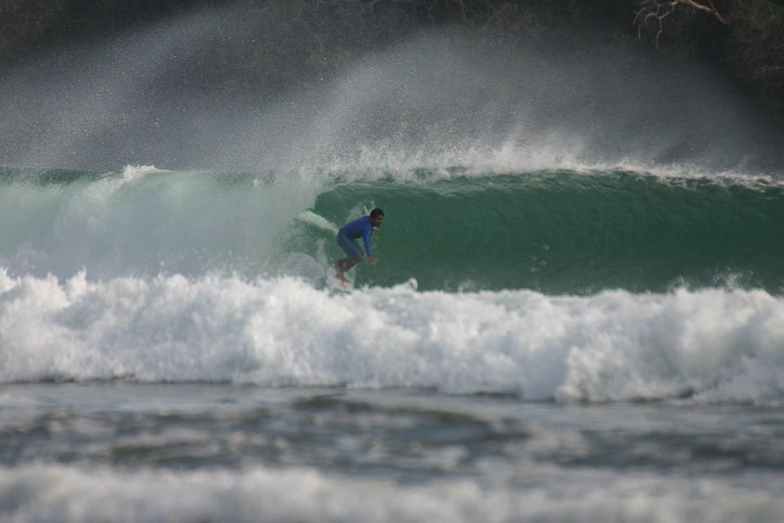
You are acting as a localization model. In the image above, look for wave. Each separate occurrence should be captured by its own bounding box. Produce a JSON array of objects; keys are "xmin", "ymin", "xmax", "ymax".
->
[
  {"xmin": 301, "ymin": 169, "xmax": 784, "ymax": 292},
  {"xmin": 1, "ymin": 165, "xmax": 782, "ymax": 292},
  {"xmin": 1, "ymin": 270, "xmax": 782, "ymax": 404}
]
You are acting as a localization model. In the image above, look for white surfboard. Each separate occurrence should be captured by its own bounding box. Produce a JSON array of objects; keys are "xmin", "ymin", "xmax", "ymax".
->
[{"xmin": 296, "ymin": 210, "xmax": 339, "ymax": 235}]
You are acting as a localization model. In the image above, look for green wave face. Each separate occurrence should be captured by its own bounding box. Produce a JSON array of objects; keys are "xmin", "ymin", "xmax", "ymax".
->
[
  {"xmin": 297, "ymin": 171, "xmax": 784, "ymax": 293},
  {"xmin": 1, "ymin": 166, "xmax": 782, "ymax": 293}
]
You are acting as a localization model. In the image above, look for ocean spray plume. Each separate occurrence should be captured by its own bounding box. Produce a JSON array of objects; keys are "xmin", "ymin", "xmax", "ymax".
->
[
  {"xmin": 225, "ymin": 30, "xmax": 780, "ymax": 174},
  {"xmin": 0, "ymin": 5, "xmax": 779, "ymax": 173}
]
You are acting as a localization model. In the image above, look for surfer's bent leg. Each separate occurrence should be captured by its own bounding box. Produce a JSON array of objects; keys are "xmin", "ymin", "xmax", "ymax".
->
[{"xmin": 336, "ymin": 232, "xmax": 362, "ymax": 277}]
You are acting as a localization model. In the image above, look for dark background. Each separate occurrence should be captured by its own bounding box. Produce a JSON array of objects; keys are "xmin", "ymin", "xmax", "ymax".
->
[{"xmin": 2, "ymin": 0, "xmax": 782, "ymax": 112}]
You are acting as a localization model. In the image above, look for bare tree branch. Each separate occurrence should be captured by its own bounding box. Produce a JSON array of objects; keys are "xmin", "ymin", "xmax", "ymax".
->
[{"xmin": 635, "ymin": 0, "xmax": 729, "ymax": 48}]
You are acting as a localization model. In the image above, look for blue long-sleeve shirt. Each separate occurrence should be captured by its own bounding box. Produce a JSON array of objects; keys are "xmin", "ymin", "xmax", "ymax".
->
[{"xmin": 339, "ymin": 216, "xmax": 374, "ymax": 256}]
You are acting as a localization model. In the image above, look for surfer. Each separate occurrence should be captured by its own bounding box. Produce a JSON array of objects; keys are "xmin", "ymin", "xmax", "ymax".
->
[{"xmin": 335, "ymin": 208, "xmax": 384, "ymax": 284}]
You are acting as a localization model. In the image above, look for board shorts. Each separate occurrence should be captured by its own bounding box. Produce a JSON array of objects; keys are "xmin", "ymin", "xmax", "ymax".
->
[{"xmin": 337, "ymin": 231, "xmax": 362, "ymax": 259}]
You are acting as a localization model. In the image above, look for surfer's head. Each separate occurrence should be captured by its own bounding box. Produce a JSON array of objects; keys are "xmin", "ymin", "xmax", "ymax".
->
[{"xmin": 370, "ymin": 208, "xmax": 384, "ymax": 228}]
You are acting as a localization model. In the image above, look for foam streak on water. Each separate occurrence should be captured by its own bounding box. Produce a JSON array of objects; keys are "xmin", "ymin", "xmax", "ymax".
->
[{"xmin": 1, "ymin": 463, "xmax": 783, "ymax": 523}]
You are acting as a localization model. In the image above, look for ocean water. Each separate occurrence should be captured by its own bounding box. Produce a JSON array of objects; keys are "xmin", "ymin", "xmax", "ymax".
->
[{"xmin": 1, "ymin": 164, "xmax": 784, "ymax": 522}]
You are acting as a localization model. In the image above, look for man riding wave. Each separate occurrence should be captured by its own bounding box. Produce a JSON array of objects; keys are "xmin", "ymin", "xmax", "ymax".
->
[{"xmin": 335, "ymin": 208, "xmax": 384, "ymax": 284}]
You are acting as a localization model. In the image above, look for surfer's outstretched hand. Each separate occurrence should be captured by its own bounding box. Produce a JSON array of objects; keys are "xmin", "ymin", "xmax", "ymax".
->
[{"xmin": 367, "ymin": 256, "xmax": 378, "ymax": 265}]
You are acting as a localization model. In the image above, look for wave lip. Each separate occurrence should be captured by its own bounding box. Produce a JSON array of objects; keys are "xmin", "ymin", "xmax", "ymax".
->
[{"xmin": 1, "ymin": 271, "xmax": 782, "ymax": 404}]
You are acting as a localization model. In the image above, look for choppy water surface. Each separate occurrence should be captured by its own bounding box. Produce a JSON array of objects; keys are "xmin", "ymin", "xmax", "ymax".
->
[{"xmin": 3, "ymin": 384, "xmax": 784, "ymax": 522}]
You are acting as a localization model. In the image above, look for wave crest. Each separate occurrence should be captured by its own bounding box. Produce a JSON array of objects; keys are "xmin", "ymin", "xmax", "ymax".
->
[{"xmin": 1, "ymin": 271, "xmax": 782, "ymax": 404}]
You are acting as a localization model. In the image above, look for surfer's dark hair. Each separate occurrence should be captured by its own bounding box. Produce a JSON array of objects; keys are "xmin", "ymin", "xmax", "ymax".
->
[{"xmin": 370, "ymin": 208, "xmax": 384, "ymax": 218}]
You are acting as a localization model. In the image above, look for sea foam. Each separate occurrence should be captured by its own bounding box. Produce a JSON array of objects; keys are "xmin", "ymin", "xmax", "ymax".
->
[
  {"xmin": 0, "ymin": 271, "xmax": 782, "ymax": 404},
  {"xmin": 1, "ymin": 463, "xmax": 783, "ymax": 523}
]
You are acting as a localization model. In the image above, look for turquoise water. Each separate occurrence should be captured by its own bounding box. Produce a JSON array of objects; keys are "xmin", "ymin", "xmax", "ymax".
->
[
  {"xmin": 2, "ymin": 166, "xmax": 782, "ymax": 293},
  {"xmin": 300, "ymin": 170, "xmax": 784, "ymax": 292}
]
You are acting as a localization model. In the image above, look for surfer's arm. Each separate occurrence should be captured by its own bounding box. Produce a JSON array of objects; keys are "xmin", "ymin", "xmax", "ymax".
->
[
  {"xmin": 363, "ymin": 229, "xmax": 378, "ymax": 264},
  {"xmin": 362, "ymin": 227, "xmax": 373, "ymax": 257}
]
